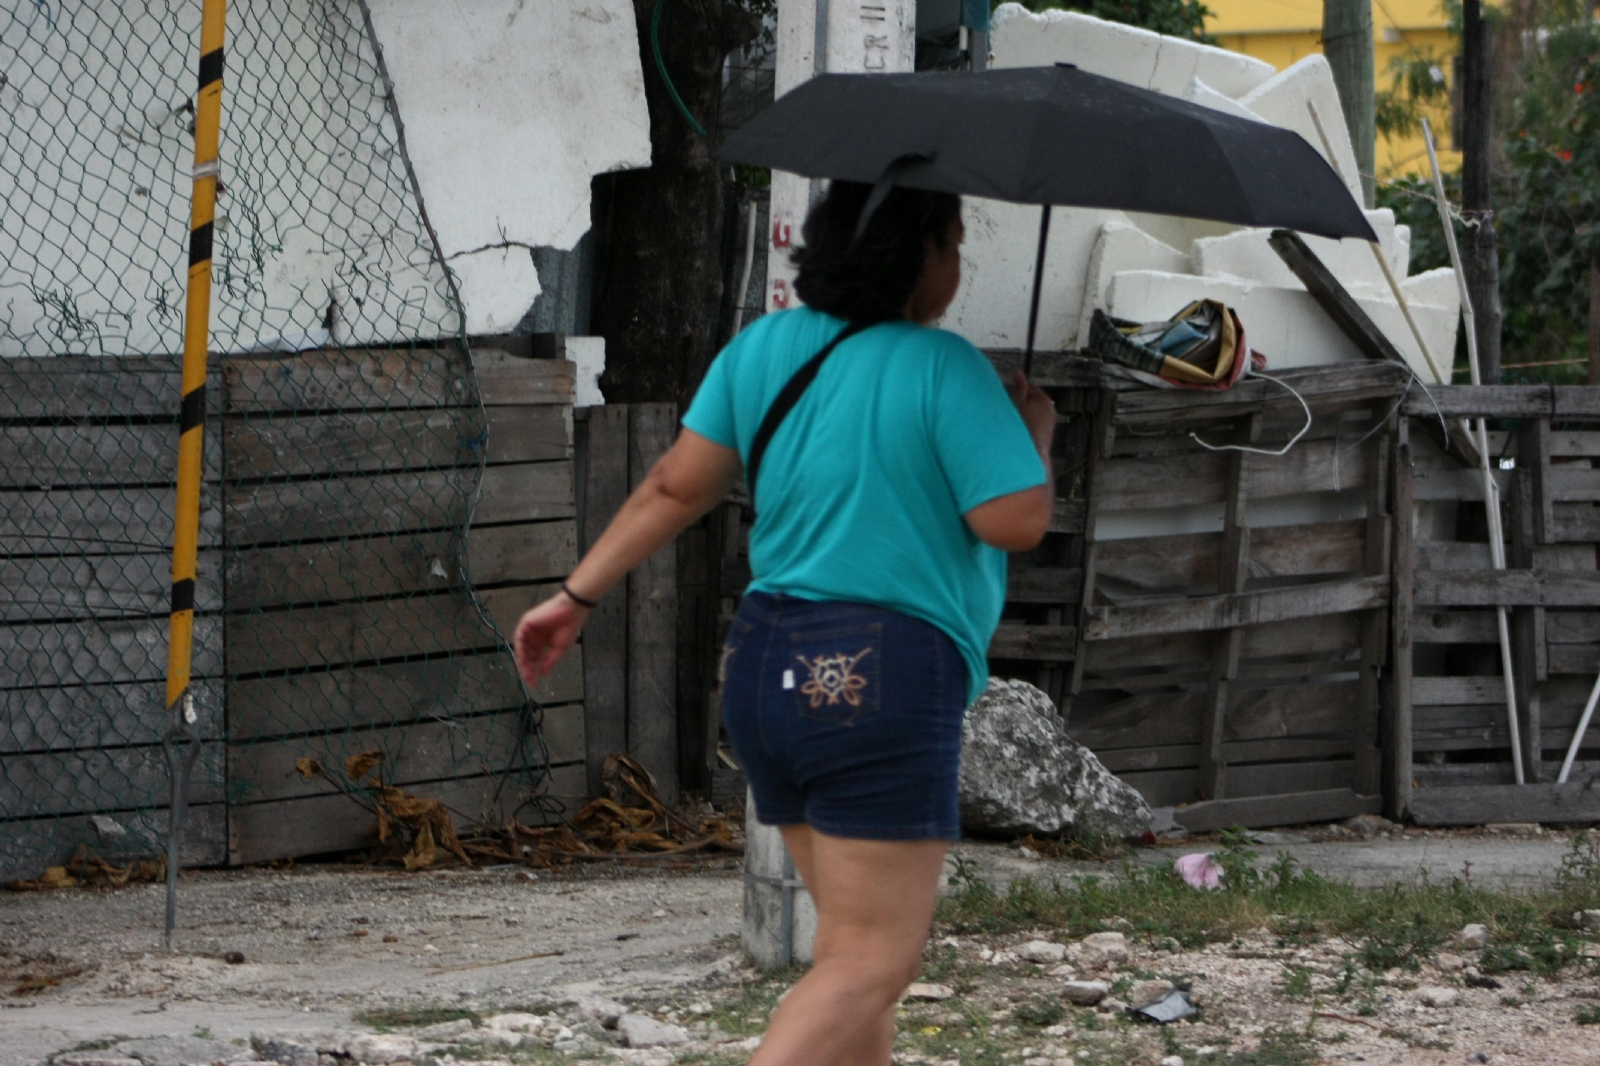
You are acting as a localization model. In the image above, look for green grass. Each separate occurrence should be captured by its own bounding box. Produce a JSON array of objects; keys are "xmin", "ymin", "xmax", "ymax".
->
[
  {"xmin": 350, "ymin": 1006, "xmax": 478, "ymax": 1030},
  {"xmin": 935, "ymin": 830, "xmax": 1600, "ymax": 974},
  {"xmin": 1575, "ymin": 1004, "xmax": 1600, "ymax": 1025}
]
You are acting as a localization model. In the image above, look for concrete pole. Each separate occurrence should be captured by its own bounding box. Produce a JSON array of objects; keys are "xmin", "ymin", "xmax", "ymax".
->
[
  {"xmin": 1321, "ymin": 0, "xmax": 1376, "ymax": 208},
  {"xmin": 1460, "ymin": 0, "xmax": 1503, "ymax": 383},
  {"xmin": 765, "ymin": 0, "xmax": 916, "ymax": 314}
]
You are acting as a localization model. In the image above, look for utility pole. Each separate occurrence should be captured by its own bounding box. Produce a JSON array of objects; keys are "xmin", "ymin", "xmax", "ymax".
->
[
  {"xmin": 1322, "ymin": 0, "xmax": 1375, "ymax": 208},
  {"xmin": 1460, "ymin": 0, "xmax": 1502, "ymax": 383}
]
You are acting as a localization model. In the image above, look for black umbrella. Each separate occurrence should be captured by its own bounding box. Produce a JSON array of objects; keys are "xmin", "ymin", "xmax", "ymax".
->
[{"xmin": 719, "ymin": 65, "xmax": 1377, "ymax": 371}]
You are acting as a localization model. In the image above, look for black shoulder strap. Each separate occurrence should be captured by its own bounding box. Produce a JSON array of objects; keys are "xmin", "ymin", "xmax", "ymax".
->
[{"xmin": 746, "ymin": 319, "xmax": 871, "ymax": 516}]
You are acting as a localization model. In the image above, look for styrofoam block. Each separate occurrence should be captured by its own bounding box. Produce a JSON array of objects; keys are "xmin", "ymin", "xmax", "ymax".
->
[
  {"xmin": 1182, "ymin": 77, "xmax": 1265, "ymax": 121},
  {"xmin": 1400, "ymin": 267, "xmax": 1461, "ymax": 383},
  {"xmin": 1075, "ymin": 222, "xmax": 1189, "ymax": 346},
  {"xmin": 989, "ymin": 5, "xmax": 1274, "ymax": 97},
  {"xmin": 1238, "ymin": 56, "xmax": 1364, "ymax": 204},
  {"xmin": 449, "ymin": 245, "xmax": 542, "ymax": 336},
  {"xmin": 566, "ymin": 336, "xmax": 607, "ymax": 408},
  {"xmin": 1392, "ymin": 225, "xmax": 1412, "ymax": 276},
  {"xmin": 944, "ymin": 198, "xmax": 1128, "ymax": 351},
  {"xmin": 1105, "ymin": 268, "xmax": 1454, "ymax": 381},
  {"xmin": 1191, "ymin": 210, "xmax": 1403, "ymax": 291},
  {"xmin": 1124, "ymin": 212, "xmax": 1240, "ymax": 259},
  {"xmin": 1402, "ymin": 266, "xmax": 1458, "ymax": 310}
]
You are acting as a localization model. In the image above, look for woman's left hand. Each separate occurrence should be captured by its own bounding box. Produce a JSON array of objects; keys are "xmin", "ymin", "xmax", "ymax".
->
[{"xmin": 513, "ymin": 593, "xmax": 589, "ymax": 686}]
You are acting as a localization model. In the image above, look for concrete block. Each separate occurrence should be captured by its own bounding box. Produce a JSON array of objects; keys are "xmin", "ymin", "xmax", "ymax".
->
[
  {"xmin": 1182, "ymin": 77, "xmax": 1265, "ymax": 121},
  {"xmin": 566, "ymin": 336, "xmax": 607, "ymax": 408},
  {"xmin": 1238, "ymin": 56, "xmax": 1364, "ymax": 204},
  {"xmin": 944, "ymin": 198, "xmax": 1127, "ymax": 351},
  {"xmin": 1076, "ymin": 221, "xmax": 1189, "ymax": 346},
  {"xmin": 990, "ymin": 5, "xmax": 1273, "ymax": 98},
  {"xmin": 1191, "ymin": 210, "xmax": 1405, "ymax": 291},
  {"xmin": 1106, "ymin": 268, "xmax": 1452, "ymax": 381}
]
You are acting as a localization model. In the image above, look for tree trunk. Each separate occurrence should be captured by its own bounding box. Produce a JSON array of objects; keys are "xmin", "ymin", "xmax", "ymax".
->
[
  {"xmin": 1322, "ymin": 0, "xmax": 1375, "ymax": 208},
  {"xmin": 591, "ymin": 1, "xmax": 759, "ymax": 407},
  {"xmin": 1460, "ymin": 0, "xmax": 1502, "ymax": 383}
]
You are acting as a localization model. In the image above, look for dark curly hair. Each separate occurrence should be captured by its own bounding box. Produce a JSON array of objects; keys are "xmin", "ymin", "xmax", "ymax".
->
[{"xmin": 791, "ymin": 181, "xmax": 961, "ymax": 324}]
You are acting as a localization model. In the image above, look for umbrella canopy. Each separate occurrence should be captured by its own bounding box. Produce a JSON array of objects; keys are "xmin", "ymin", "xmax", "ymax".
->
[{"xmin": 719, "ymin": 65, "xmax": 1376, "ymax": 242}]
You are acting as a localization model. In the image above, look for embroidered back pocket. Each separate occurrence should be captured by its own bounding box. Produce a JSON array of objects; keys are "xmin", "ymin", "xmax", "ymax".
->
[{"xmin": 787, "ymin": 622, "xmax": 882, "ymax": 726}]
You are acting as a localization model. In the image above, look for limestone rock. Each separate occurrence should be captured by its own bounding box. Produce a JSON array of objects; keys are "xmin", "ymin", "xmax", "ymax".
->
[
  {"xmin": 345, "ymin": 1034, "xmax": 420, "ymax": 1064},
  {"xmin": 1130, "ymin": 979, "xmax": 1175, "ymax": 1007},
  {"xmin": 616, "ymin": 1014, "xmax": 690, "ymax": 1049},
  {"xmin": 1019, "ymin": 940, "xmax": 1069, "ymax": 964},
  {"xmin": 415, "ymin": 1019, "xmax": 475, "ymax": 1040},
  {"xmin": 54, "ymin": 1058, "xmax": 142, "ymax": 1066},
  {"xmin": 251, "ymin": 1037, "xmax": 319, "ymax": 1066},
  {"xmin": 905, "ymin": 982, "xmax": 954, "ymax": 1001},
  {"xmin": 1417, "ymin": 986, "xmax": 1460, "ymax": 1009},
  {"xmin": 1060, "ymin": 980, "xmax": 1111, "ymax": 1005},
  {"xmin": 960, "ymin": 679, "xmax": 1152, "ymax": 838},
  {"xmin": 458, "ymin": 1028, "xmax": 525, "ymax": 1048},
  {"xmin": 1577, "ymin": 909, "xmax": 1600, "ymax": 932},
  {"xmin": 1076, "ymin": 931, "xmax": 1130, "ymax": 969},
  {"xmin": 1434, "ymin": 952, "xmax": 1465, "ymax": 974},
  {"xmin": 1456, "ymin": 924, "xmax": 1489, "ymax": 950},
  {"xmin": 581, "ymin": 997, "xmax": 627, "ymax": 1028},
  {"xmin": 484, "ymin": 1012, "xmax": 545, "ymax": 1033}
]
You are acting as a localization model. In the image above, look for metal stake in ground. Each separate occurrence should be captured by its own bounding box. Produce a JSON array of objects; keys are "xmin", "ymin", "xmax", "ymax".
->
[{"xmin": 164, "ymin": 0, "xmax": 227, "ymax": 954}]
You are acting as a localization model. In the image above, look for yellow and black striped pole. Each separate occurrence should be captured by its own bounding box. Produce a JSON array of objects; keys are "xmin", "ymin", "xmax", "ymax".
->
[
  {"xmin": 167, "ymin": 0, "xmax": 224, "ymax": 713},
  {"xmin": 164, "ymin": 0, "xmax": 225, "ymax": 954}
]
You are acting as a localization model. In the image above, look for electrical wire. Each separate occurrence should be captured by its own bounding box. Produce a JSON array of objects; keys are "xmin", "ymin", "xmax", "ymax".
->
[
  {"xmin": 1189, "ymin": 370, "xmax": 1314, "ymax": 456},
  {"xmin": 652, "ymin": 0, "xmax": 708, "ymax": 138}
]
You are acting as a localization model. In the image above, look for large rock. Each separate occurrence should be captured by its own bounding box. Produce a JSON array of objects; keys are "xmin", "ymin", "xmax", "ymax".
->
[{"xmin": 959, "ymin": 679, "xmax": 1152, "ymax": 838}]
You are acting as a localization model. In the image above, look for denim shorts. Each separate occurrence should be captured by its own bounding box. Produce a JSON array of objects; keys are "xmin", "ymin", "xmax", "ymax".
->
[{"xmin": 720, "ymin": 591, "xmax": 969, "ymax": 841}]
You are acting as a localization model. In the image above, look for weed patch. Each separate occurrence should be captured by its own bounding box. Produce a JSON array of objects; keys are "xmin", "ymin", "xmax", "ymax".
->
[{"xmin": 351, "ymin": 1006, "xmax": 478, "ymax": 1029}]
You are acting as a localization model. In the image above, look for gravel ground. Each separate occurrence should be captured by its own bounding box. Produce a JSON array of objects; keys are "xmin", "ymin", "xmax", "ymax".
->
[{"xmin": 1, "ymin": 829, "xmax": 1595, "ymax": 1066}]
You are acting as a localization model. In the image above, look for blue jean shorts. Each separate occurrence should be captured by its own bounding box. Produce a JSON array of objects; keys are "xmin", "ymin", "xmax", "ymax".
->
[{"xmin": 720, "ymin": 591, "xmax": 969, "ymax": 841}]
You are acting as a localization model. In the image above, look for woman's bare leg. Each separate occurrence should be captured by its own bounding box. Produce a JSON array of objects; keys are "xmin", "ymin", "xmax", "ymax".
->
[{"xmin": 748, "ymin": 825, "xmax": 947, "ymax": 1066}]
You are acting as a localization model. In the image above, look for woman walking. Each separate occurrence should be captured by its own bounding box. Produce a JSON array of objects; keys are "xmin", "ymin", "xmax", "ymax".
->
[{"xmin": 513, "ymin": 180, "xmax": 1056, "ymax": 1066}]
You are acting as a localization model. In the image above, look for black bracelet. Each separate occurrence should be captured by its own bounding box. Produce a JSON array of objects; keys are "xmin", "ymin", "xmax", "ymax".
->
[{"xmin": 561, "ymin": 580, "xmax": 600, "ymax": 609}]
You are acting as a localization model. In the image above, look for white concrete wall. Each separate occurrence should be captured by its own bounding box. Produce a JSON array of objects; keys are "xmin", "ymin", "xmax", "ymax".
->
[{"xmin": 2, "ymin": 0, "xmax": 649, "ymax": 356}]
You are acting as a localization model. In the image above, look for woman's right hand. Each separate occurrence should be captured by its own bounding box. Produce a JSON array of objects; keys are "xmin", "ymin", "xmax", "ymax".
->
[
  {"xmin": 1005, "ymin": 370, "xmax": 1057, "ymax": 455},
  {"xmin": 513, "ymin": 592, "xmax": 590, "ymax": 686}
]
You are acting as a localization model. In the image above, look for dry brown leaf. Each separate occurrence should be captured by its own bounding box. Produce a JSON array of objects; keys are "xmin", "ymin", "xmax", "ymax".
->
[
  {"xmin": 294, "ymin": 756, "xmax": 325, "ymax": 781},
  {"xmin": 402, "ymin": 818, "xmax": 436, "ymax": 870},
  {"xmin": 344, "ymin": 749, "xmax": 383, "ymax": 783}
]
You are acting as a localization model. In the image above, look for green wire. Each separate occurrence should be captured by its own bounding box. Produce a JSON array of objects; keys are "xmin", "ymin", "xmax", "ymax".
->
[{"xmin": 651, "ymin": 0, "xmax": 709, "ymax": 139}]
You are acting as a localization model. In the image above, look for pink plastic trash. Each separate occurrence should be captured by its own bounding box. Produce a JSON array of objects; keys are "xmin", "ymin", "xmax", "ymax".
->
[{"xmin": 1174, "ymin": 852, "xmax": 1224, "ymax": 890}]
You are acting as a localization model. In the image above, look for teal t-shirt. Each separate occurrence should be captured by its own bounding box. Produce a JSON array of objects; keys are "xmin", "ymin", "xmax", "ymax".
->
[{"xmin": 682, "ymin": 307, "xmax": 1046, "ymax": 705}]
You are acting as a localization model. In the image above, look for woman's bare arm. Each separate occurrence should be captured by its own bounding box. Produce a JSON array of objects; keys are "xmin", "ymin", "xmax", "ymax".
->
[{"xmin": 513, "ymin": 429, "xmax": 741, "ymax": 684}]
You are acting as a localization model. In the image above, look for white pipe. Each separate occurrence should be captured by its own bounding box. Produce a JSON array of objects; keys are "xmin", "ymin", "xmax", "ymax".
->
[
  {"xmin": 1558, "ymin": 671, "xmax": 1600, "ymax": 782},
  {"xmin": 732, "ymin": 199, "xmax": 759, "ymax": 336},
  {"xmin": 1422, "ymin": 118, "xmax": 1525, "ymax": 784},
  {"xmin": 1305, "ymin": 103, "xmax": 1451, "ymax": 387}
]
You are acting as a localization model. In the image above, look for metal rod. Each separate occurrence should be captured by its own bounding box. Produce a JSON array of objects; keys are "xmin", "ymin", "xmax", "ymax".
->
[
  {"xmin": 1422, "ymin": 118, "xmax": 1524, "ymax": 784},
  {"xmin": 1023, "ymin": 204, "xmax": 1052, "ymax": 377},
  {"xmin": 732, "ymin": 200, "xmax": 759, "ymax": 336},
  {"xmin": 164, "ymin": 0, "xmax": 227, "ymax": 953},
  {"xmin": 1557, "ymin": 671, "xmax": 1600, "ymax": 783}
]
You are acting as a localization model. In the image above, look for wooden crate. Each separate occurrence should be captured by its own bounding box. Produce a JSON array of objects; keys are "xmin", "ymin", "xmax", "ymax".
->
[{"xmin": 1396, "ymin": 386, "xmax": 1600, "ymax": 824}]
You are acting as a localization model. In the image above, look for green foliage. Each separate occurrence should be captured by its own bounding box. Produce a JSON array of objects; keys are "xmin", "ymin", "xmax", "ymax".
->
[
  {"xmin": 1013, "ymin": 997, "xmax": 1067, "ymax": 1026},
  {"xmin": 1281, "ymin": 965, "xmax": 1313, "ymax": 999},
  {"xmin": 351, "ymin": 1006, "xmax": 478, "ymax": 1029},
  {"xmin": 1358, "ymin": 913, "xmax": 1448, "ymax": 972},
  {"xmin": 1375, "ymin": 48, "xmax": 1453, "ymax": 141},
  {"xmin": 997, "ymin": 0, "xmax": 1215, "ymax": 43},
  {"xmin": 1576, "ymin": 1004, "xmax": 1600, "ymax": 1024}
]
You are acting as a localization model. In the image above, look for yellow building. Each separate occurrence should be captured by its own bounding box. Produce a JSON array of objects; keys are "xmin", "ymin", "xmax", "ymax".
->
[{"xmin": 1206, "ymin": 0, "xmax": 1461, "ymax": 178}]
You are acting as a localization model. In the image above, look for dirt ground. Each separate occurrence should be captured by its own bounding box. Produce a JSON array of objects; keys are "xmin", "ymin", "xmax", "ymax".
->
[{"xmin": 2, "ymin": 831, "xmax": 1597, "ymax": 1066}]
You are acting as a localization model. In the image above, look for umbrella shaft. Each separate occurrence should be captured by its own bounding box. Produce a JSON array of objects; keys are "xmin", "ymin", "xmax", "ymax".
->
[{"xmin": 1024, "ymin": 205, "xmax": 1052, "ymax": 376}]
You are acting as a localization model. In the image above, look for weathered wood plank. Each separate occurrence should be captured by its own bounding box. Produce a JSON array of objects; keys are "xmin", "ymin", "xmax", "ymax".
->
[
  {"xmin": 988, "ymin": 624, "xmax": 1077, "ymax": 660},
  {"xmin": 472, "ymin": 353, "xmax": 576, "ymax": 406},
  {"xmin": 1094, "ymin": 521, "xmax": 1368, "ymax": 595},
  {"xmin": 1408, "ymin": 782, "xmax": 1600, "ymax": 825},
  {"xmin": 224, "ymin": 462, "xmax": 572, "ymax": 546},
  {"xmin": 1387, "ymin": 419, "xmax": 1415, "ymax": 819},
  {"xmin": 1051, "ymin": 498, "xmax": 1087, "ymax": 535},
  {"xmin": 1119, "ymin": 758, "xmax": 1355, "ymax": 809},
  {"xmin": 0, "ymin": 615, "xmax": 222, "ymax": 689},
  {"xmin": 1006, "ymin": 567, "xmax": 1083, "ymax": 604},
  {"xmin": 0, "ymin": 421, "xmax": 222, "ymax": 488},
  {"xmin": 229, "ymin": 704, "xmax": 584, "ymax": 805},
  {"xmin": 1080, "ymin": 612, "xmax": 1362, "ymax": 672},
  {"xmin": 227, "ymin": 762, "xmax": 587, "ymax": 866},
  {"xmin": 1096, "ymin": 737, "xmax": 1356, "ymax": 774},
  {"xmin": 629, "ymin": 404, "xmax": 679, "ymax": 805},
  {"xmin": 0, "ymin": 483, "xmax": 222, "ymax": 555},
  {"xmin": 984, "ymin": 350, "xmax": 1104, "ymax": 389},
  {"xmin": 0, "ymin": 803, "xmax": 226, "ymax": 885},
  {"xmin": 224, "ymin": 348, "xmax": 472, "ymax": 413},
  {"xmin": 1401, "ymin": 385, "xmax": 1600, "ymax": 419},
  {"xmin": 1548, "ymin": 612, "xmax": 1600, "ymax": 644},
  {"xmin": 1550, "ymin": 644, "xmax": 1600, "ymax": 674},
  {"xmin": 1, "ymin": 552, "xmax": 222, "ymax": 622},
  {"xmin": 1552, "ymin": 504, "xmax": 1600, "ymax": 543},
  {"xmin": 1415, "ymin": 570, "xmax": 1600, "ymax": 608},
  {"xmin": 226, "ymin": 522, "xmax": 574, "ymax": 610},
  {"xmin": 223, "ymin": 406, "xmax": 570, "ymax": 481},
  {"xmin": 1172, "ymin": 788, "xmax": 1380, "ymax": 833},
  {"xmin": 0, "ymin": 678, "xmax": 223, "ymax": 754},
  {"xmin": 1068, "ymin": 680, "xmax": 1359, "ymax": 751},
  {"xmin": 581, "ymin": 407, "xmax": 630, "ymax": 801},
  {"xmin": 1113, "ymin": 362, "xmax": 1409, "ymax": 426},
  {"xmin": 1410, "ymin": 466, "xmax": 1510, "ymax": 501},
  {"xmin": 0, "ymin": 355, "xmax": 204, "ymax": 420},
  {"xmin": 1412, "ymin": 760, "xmax": 1600, "ymax": 788},
  {"xmin": 1416, "ymin": 542, "xmax": 1595, "ymax": 571},
  {"xmin": 1084, "ymin": 575, "xmax": 1389, "ymax": 641},
  {"xmin": 1413, "ymin": 676, "xmax": 1509, "ymax": 705},
  {"xmin": 0, "ymin": 742, "xmax": 225, "ymax": 819}
]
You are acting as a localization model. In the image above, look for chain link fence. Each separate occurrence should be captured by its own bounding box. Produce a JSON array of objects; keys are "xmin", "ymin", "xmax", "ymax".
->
[{"xmin": 1, "ymin": 0, "xmax": 550, "ymax": 882}]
